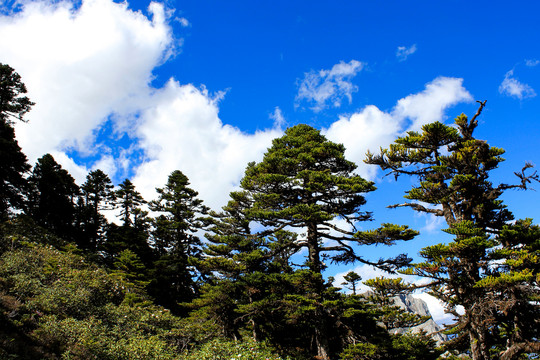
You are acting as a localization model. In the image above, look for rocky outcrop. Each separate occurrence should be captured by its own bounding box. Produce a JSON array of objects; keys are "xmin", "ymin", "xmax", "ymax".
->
[{"xmin": 391, "ymin": 294, "xmax": 447, "ymax": 344}]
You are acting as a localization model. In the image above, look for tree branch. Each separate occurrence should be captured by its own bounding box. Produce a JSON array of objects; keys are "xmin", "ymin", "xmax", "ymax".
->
[{"xmin": 388, "ymin": 202, "xmax": 444, "ymax": 216}]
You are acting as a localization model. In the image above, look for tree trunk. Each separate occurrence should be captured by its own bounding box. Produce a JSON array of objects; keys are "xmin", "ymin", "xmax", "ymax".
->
[
  {"xmin": 314, "ymin": 309, "xmax": 331, "ymax": 360},
  {"xmin": 307, "ymin": 222, "xmax": 321, "ymax": 274}
]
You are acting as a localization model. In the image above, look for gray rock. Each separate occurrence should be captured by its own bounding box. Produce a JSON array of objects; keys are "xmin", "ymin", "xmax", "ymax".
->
[{"xmin": 391, "ymin": 294, "xmax": 448, "ymax": 344}]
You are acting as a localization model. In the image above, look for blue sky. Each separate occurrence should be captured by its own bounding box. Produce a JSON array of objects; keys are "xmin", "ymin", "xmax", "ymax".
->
[{"xmin": 1, "ymin": 0, "xmax": 539, "ymax": 323}]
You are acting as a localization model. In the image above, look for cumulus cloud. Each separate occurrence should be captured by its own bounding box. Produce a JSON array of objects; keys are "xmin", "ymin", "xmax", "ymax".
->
[
  {"xmin": 393, "ymin": 77, "xmax": 473, "ymax": 131},
  {"xmin": 132, "ymin": 80, "xmax": 282, "ymax": 209},
  {"xmin": 296, "ymin": 60, "xmax": 365, "ymax": 112},
  {"xmin": 325, "ymin": 77, "xmax": 473, "ymax": 179},
  {"xmin": 0, "ymin": 0, "xmax": 281, "ymax": 211},
  {"xmin": 1, "ymin": 0, "xmax": 173, "ymax": 163},
  {"xmin": 0, "ymin": 0, "xmax": 473, "ymax": 214},
  {"xmin": 499, "ymin": 69, "xmax": 536, "ymax": 99},
  {"xmin": 396, "ymin": 44, "xmax": 417, "ymax": 61}
]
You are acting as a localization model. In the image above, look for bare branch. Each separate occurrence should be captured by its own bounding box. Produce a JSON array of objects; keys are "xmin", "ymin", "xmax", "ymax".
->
[
  {"xmin": 388, "ymin": 202, "xmax": 444, "ymax": 216},
  {"xmin": 470, "ymin": 100, "xmax": 487, "ymax": 127}
]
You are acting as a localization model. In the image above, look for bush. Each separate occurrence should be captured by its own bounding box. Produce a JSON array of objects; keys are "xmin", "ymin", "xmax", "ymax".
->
[{"xmin": 180, "ymin": 338, "xmax": 289, "ymax": 360}]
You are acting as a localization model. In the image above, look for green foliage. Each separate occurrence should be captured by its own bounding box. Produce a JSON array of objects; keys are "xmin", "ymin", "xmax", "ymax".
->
[
  {"xmin": 0, "ymin": 63, "xmax": 34, "ymax": 124},
  {"xmin": 240, "ymin": 124, "xmax": 409, "ymax": 275},
  {"xmin": 180, "ymin": 338, "xmax": 288, "ymax": 360},
  {"xmin": 0, "ymin": 231, "xmax": 208, "ymax": 360},
  {"xmin": 147, "ymin": 170, "xmax": 210, "ymax": 315},
  {"xmin": 340, "ymin": 333, "xmax": 441, "ymax": 360},
  {"xmin": 342, "ymin": 271, "xmax": 362, "ymax": 295},
  {"xmin": 367, "ymin": 103, "xmax": 540, "ymax": 360}
]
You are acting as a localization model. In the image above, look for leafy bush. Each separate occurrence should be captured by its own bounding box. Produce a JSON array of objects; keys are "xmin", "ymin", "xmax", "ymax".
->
[{"xmin": 180, "ymin": 338, "xmax": 289, "ymax": 360}]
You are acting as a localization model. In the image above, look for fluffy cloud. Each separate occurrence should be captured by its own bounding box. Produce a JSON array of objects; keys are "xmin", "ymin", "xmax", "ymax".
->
[
  {"xmin": 525, "ymin": 59, "xmax": 539, "ymax": 67},
  {"xmin": 132, "ymin": 80, "xmax": 282, "ymax": 209},
  {"xmin": 324, "ymin": 105, "xmax": 399, "ymax": 180},
  {"xmin": 1, "ymin": 0, "xmax": 173, "ymax": 169},
  {"xmin": 0, "ymin": 0, "xmax": 280, "ymax": 210},
  {"xmin": 325, "ymin": 77, "xmax": 473, "ymax": 179},
  {"xmin": 499, "ymin": 69, "xmax": 536, "ymax": 100},
  {"xmin": 296, "ymin": 60, "xmax": 365, "ymax": 112},
  {"xmin": 396, "ymin": 44, "xmax": 417, "ymax": 61},
  {"xmin": 392, "ymin": 77, "xmax": 473, "ymax": 131},
  {"xmin": 0, "ymin": 0, "xmax": 473, "ymax": 214}
]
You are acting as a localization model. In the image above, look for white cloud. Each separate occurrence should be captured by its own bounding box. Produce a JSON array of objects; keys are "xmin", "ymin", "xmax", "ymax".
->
[
  {"xmin": 525, "ymin": 59, "xmax": 539, "ymax": 67},
  {"xmin": 499, "ymin": 69, "xmax": 536, "ymax": 99},
  {"xmin": 418, "ymin": 212, "xmax": 445, "ymax": 233},
  {"xmin": 176, "ymin": 17, "xmax": 189, "ymax": 27},
  {"xmin": 0, "ymin": 0, "xmax": 473, "ymax": 214},
  {"xmin": 296, "ymin": 60, "xmax": 365, "ymax": 112},
  {"xmin": 269, "ymin": 106, "xmax": 285, "ymax": 129},
  {"xmin": 392, "ymin": 77, "xmax": 473, "ymax": 132},
  {"xmin": 396, "ymin": 44, "xmax": 417, "ymax": 61},
  {"xmin": 1, "ymin": 0, "xmax": 173, "ymax": 163},
  {"xmin": 0, "ymin": 0, "xmax": 280, "ymax": 211},
  {"xmin": 325, "ymin": 77, "xmax": 472, "ymax": 180},
  {"xmin": 132, "ymin": 80, "xmax": 282, "ymax": 210},
  {"xmin": 324, "ymin": 105, "xmax": 399, "ymax": 180}
]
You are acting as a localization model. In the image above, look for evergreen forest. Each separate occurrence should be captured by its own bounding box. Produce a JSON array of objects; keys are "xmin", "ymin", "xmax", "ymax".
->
[{"xmin": 1, "ymin": 63, "xmax": 539, "ymax": 360}]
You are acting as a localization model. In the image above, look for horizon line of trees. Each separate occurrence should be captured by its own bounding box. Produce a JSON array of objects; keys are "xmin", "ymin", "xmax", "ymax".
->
[{"xmin": 1, "ymin": 62, "xmax": 539, "ymax": 360}]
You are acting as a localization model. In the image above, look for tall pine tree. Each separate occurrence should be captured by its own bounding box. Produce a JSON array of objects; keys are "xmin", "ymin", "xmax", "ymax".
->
[
  {"xmin": 148, "ymin": 170, "xmax": 209, "ymax": 315},
  {"xmin": 0, "ymin": 64, "xmax": 34, "ymax": 220},
  {"xmin": 77, "ymin": 169, "xmax": 115, "ymax": 251},
  {"xmin": 220, "ymin": 124, "xmax": 417, "ymax": 359},
  {"xmin": 366, "ymin": 101, "xmax": 540, "ymax": 359},
  {"xmin": 27, "ymin": 154, "xmax": 79, "ymax": 241}
]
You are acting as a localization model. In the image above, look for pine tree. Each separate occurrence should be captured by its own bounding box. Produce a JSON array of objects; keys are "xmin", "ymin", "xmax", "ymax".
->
[
  {"xmin": 0, "ymin": 63, "xmax": 34, "ymax": 125},
  {"xmin": 0, "ymin": 64, "xmax": 34, "ymax": 220},
  {"xmin": 207, "ymin": 125, "xmax": 417, "ymax": 359},
  {"xmin": 103, "ymin": 179, "xmax": 152, "ymax": 265},
  {"xmin": 78, "ymin": 169, "xmax": 115, "ymax": 251},
  {"xmin": 365, "ymin": 101, "xmax": 540, "ymax": 359},
  {"xmin": 241, "ymin": 124, "xmax": 416, "ymax": 276},
  {"xmin": 342, "ymin": 271, "xmax": 362, "ymax": 295},
  {"xmin": 27, "ymin": 154, "xmax": 79, "ymax": 241},
  {"xmin": 115, "ymin": 179, "xmax": 146, "ymax": 227},
  {"xmin": 148, "ymin": 170, "xmax": 209, "ymax": 315},
  {"xmin": 194, "ymin": 190, "xmax": 298, "ymax": 343}
]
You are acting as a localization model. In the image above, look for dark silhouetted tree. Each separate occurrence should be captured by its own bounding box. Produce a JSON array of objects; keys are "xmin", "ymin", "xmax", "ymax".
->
[
  {"xmin": 27, "ymin": 154, "xmax": 79, "ymax": 241},
  {"xmin": 78, "ymin": 169, "xmax": 115, "ymax": 251},
  {"xmin": 148, "ymin": 170, "xmax": 209, "ymax": 315},
  {"xmin": 0, "ymin": 63, "xmax": 34, "ymax": 220}
]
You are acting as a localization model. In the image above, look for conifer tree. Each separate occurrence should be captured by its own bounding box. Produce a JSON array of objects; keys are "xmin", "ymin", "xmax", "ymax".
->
[
  {"xmin": 194, "ymin": 191, "xmax": 298, "ymax": 343},
  {"xmin": 116, "ymin": 179, "xmax": 146, "ymax": 227},
  {"xmin": 365, "ymin": 101, "xmax": 540, "ymax": 359},
  {"xmin": 0, "ymin": 64, "xmax": 33, "ymax": 220},
  {"xmin": 207, "ymin": 124, "xmax": 417, "ymax": 359},
  {"xmin": 78, "ymin": 169, "xmax": 115, "ymax": 251},
  {"xmin": 0, "ymin": 63, "xmax": 34, "ymax": 125},
  {"xmin": 103, "ymin": 179, "xmax": 152, "ymax": 265},
  {"xmin": 342, "ymin": 271, "xmax": 362, "ymax": 295},
  {"xmin": 240, "ymin": 124, "xmax": 417, "ymax": 276},
  {"xmin": 27, "ymin": 154, "xmax": 79, "ymax": 241},
  {"xmin": 148, "ymin": 170, "xmax": 209, "ymax": 315}
]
